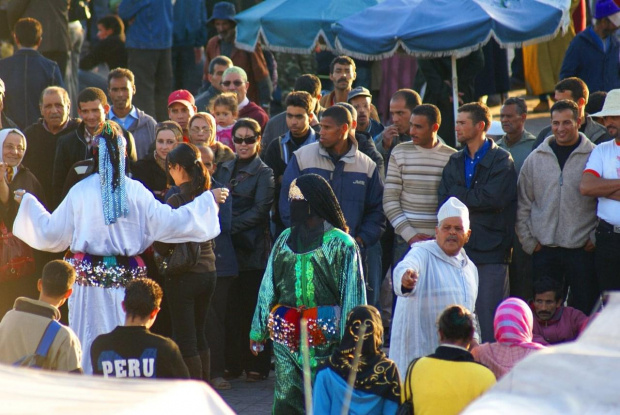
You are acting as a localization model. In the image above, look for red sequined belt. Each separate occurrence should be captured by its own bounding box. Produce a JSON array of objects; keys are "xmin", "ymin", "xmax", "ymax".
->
[{"xmin": 268, "ymin": 304, "xmax": 341, "ymax": 353}]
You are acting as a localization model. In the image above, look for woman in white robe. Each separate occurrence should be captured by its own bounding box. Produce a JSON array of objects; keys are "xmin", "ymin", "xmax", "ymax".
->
[{"xmin": 11, "ymin": 122, "xmax": 228, "ymax": 373}]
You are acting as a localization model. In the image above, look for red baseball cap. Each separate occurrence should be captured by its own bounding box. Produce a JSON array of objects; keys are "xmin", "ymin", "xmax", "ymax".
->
[{"xmin": 168, "ymin": 90, "xmax": 195, "ymax": 109}]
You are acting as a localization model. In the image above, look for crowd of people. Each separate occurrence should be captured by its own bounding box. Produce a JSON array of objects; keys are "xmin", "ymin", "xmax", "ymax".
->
[{"xmin": 0, "ymin": 0, "xmax": 618, "ymax": 414}]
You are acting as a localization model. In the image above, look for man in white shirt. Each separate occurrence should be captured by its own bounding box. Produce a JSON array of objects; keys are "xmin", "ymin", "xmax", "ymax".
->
[{"xmin": 581, "ymin": 88, "xmax": 620, "ymax": 293}]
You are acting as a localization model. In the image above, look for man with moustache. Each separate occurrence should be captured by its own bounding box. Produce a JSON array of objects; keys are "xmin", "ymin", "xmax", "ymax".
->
[
  {"xmin": 517, "ymin": 100, "xmax": 598, "ymax": 315},
  {"xmin": 107, "ymin": 68, "xmax": 156, "ymax": 160},
  {"xmin": 375, "ymin": 89, "xmax": 422, "ymax": 168},
  {"xmin": 580, "ymin": 88, "xmax": 620, "ymax": 292},
  {"xmin": 389, "ymin": 197, "xmax": 480, "ymax": 374},
  {"xmin": 530, "ymin": 278, "xmax": 588, "ymax": 345},
  {"xmin": 438, "ymin": 102, "xmax": 517, "ymax": 343},
  {"xmin": 319, "ymin": 56, "xmax": 357, "ymax": 108},
  {"xmin": 23, "ymin": 87, "xmax": 79, "ymax": 210},
  {"xmin": 384, "ymin": 104, "xmax": 456, "ymax": 268}
]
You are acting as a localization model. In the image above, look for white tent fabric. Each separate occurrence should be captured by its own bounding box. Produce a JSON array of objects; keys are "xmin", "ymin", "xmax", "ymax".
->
[
  {"xmin": 0, "ymin": 363, "xmax": 235, "ymax": 414},
  {"xmin": 462, "ymin": 292, "xmax": 620, "ymax": 414}
]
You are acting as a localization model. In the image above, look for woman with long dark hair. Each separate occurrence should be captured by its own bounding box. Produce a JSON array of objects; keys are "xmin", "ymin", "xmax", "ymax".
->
[
  {"xmin": 154, "ymin": 142, "xmax": 219, "ymax": 380},
  {"xmin": 214, "ymin": 118, "xmax": 274, "ymax": 382},
  {"xmin": 132, "ymin": 121, "xmax": 183, "ymax": 202}
]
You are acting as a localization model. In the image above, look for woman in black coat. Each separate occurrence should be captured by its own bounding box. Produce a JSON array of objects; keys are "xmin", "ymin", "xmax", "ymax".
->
[
  {"xmin": 132, "ymin": 121, "xmax": 183, "ymax": 202},
  {"xmin": 214, "ymin": 118, "xmax": 274, "ymax": 381},
  {"xmin": 153, "ymin": 143, "xmax": 228, "ymax": 380}
]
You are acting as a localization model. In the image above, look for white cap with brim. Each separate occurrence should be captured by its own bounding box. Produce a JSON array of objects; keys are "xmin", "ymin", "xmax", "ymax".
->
[
  {"xmin": 609, "ymin": 11, "xmax": 620, "ymax": 26},
  {"xmin": 591, "ymin": 88, "xmax": 620, "ymax": 118},
  {"xmin": 438, "ymin": 197, "xmax": 470, "ymax": 230}
]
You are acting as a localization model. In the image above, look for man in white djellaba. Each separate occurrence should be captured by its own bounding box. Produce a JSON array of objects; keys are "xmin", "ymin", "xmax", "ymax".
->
[
  {"xmin": 390, "ymin": 197, "xmax": 480, "ymax": 375},
  {"xmin": 11, "ymin": 121, "xmax": 229, "ymax": 373}
]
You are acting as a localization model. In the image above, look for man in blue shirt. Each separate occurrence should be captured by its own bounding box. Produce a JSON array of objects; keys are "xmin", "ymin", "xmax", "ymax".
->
[
  {"xmin": 118, "ymin": 0, "xmax": 173, "ymax": 122},
  {"xmin": 438, "ymin": 102, "xmax": 517, "ymax": 343},
  {"xmin": 107, "ymin": 68, "xmax": 156, "ymax": 160}
]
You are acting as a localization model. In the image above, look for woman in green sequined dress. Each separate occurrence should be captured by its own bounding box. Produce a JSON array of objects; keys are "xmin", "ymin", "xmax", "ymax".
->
[{"xmin": 250, "ymin": 174, "xmax": 366, "ymax": 415}]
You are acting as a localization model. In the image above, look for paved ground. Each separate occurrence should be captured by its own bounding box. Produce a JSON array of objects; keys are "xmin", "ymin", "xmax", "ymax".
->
[
  {"xmin": 216, "ymin": 374, "xmax": 276, "ymax": 414},
  {"xmin": 215, "ymin": 89, "xmax": 553, "ymax": 414}
]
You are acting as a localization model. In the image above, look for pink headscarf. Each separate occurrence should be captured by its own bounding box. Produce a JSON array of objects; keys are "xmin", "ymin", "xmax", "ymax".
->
[{"xmin": 494, "ymin": 297, "xmax": 545, "ymax": 350}]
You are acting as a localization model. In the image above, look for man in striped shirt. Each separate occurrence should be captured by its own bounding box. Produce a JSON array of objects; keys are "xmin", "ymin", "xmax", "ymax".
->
[{"xmin": 383, "ymin": 104, "xmax": 456, "ymax": 267}]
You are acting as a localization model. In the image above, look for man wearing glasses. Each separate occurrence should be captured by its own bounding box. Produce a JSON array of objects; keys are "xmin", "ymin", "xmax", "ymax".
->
[{"xmin": 221, "ymin": 66, "xmax": 269, "ymax": 131}]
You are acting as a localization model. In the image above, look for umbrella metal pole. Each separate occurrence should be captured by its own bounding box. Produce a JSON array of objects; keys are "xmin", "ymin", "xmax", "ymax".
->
[
  {"xmin": 301, "ymin": 319, "xmax": 313, "ymax": 415},
  {"xmin": 451, "ymin": 54, "xmax": 460, "ymax": 147}
]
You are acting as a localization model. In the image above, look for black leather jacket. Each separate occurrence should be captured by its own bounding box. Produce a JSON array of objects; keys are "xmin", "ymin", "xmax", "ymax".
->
[
  {"xmin": 214, "ymin": 155, "xmax": 275, "ymax": 271},
  {"xmin": 438, "ymin": 140, "xmax": 517, "ymax": 264}
]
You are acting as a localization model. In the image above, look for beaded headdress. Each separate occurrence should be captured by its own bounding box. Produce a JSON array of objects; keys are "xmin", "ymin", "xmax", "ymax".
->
[{"xmin": 96, "ymin": 122, "xmax": 129, "ymax": 225}]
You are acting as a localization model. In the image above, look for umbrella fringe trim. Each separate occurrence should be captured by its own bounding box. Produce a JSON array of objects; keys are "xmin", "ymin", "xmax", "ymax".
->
[
  {"xmin": 333, "ymin": 22, "xmax": 566, "ymax": 60},
  {"xmin": 235, "ymin": 27, "xmax": 333, "ymax": 54}
]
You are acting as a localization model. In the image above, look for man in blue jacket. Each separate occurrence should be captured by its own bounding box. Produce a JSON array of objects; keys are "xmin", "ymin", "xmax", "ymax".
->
[
  {"xmin": 118, "ymin": 0, "xmax": 173, "ymax": 122},
  {"xmin": 171, "ymin": 0, "xmax": 207, "ymax": 93},
  {"xmin": 280, "ymin": 105, "xmax": 385, "ymax": 255},
  {"xmin": 560, "ymin": 0, "xmax": 620, "ymax": 93},
  {"xmin": 0, "ymin": 18, "xmax": 64, "ymax": 130},
  {"xmin": 438, "ymin": 102, "xmax": 517, "ymax": 344}
]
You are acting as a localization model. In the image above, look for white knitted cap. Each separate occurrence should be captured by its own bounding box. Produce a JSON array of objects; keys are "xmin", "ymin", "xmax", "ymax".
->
[{"xmin": 437, "ymin": 197, "xmax": 470, "ymax": 230}]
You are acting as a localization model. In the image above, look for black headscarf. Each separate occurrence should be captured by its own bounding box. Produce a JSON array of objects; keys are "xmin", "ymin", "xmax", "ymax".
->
[
  {"xmin": 287, "ymin": 174, "xmax": 349, "ymax": 253},
  {"xmin": 291, "ymin": 173, "xmax": 348, "ymax": 233},
  {"xmin": 322, "ymin": 305, "xmax": 401, "ymax": 402}
]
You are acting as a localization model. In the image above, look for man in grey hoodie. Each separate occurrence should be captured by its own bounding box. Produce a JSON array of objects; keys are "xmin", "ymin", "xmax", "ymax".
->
[{"xmin": 517, "ymin": 100, "xmax": 598, "ymax": 315}]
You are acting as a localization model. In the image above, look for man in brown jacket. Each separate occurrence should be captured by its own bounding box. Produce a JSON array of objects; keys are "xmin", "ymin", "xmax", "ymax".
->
[{"xmin": 204, "ymin": 2, "xmax": 272, "ymax": 112}]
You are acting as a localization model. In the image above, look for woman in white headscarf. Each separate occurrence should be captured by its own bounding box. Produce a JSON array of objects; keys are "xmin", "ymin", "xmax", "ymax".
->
[
  {"xmin": 0, "ymin": 128, "xmax": 46, "ymax": 316},
  {"xmin": 12, "ymin": 121, "xmax": 228, "ymax": 373}
]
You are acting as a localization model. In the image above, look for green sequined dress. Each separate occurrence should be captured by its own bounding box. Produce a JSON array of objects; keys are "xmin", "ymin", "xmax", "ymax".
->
[{"xmin": 250, "ymin": 227, "xmax": 366, "ymax": 415}]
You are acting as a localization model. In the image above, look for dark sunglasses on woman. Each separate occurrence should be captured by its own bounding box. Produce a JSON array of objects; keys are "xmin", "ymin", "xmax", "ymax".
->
[{"xmin": 233, "ymin": 135, "xmax": 257, "ymax": 145}]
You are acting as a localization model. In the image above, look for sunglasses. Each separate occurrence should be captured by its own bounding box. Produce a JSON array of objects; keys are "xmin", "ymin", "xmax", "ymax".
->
[
  {"xmin": 233, "ymin": 135, "xmax": 257, "ymax": 145},
  {"xmin": 221, "ymin": 80, "xmax": 245, "ymax": 87}
]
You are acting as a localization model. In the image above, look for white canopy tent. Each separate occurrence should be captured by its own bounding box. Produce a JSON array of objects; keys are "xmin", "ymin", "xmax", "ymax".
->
[{"xmin": 0, "ymin": 364, "xmax": 235, "ymax": 415}]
